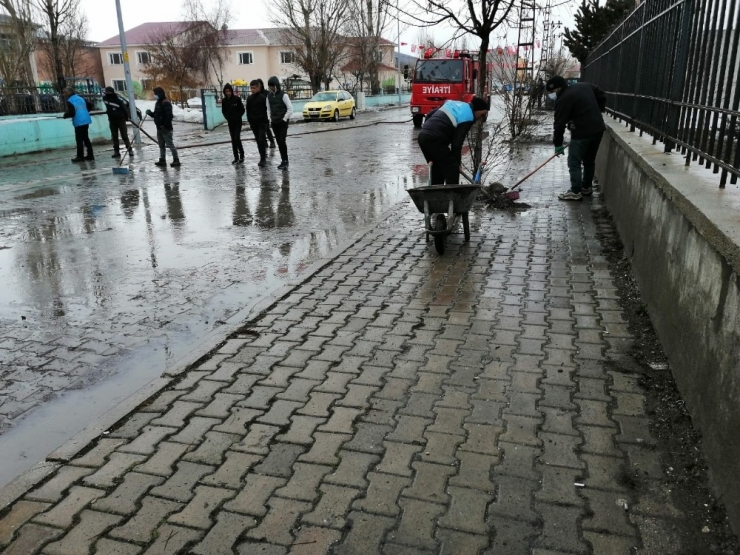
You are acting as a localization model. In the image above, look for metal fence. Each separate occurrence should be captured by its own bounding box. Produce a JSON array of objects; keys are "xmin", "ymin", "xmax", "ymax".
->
[
  {"xmin": 0, "ymin": 85, "xmax": 99, "ymax": 117},
  {"xmin": 582, "ymin": 0, "xmax": 740, "ymax": 187}
]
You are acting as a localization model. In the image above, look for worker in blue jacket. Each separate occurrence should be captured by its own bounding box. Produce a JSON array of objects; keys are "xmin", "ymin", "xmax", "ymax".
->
[
  {"xmin": 63, "ymin": 87, "xmax": 94, "ymax": 163},
  {"xmin": 417, "ymin": 97, "xmax": 489, "ymax": 185}
]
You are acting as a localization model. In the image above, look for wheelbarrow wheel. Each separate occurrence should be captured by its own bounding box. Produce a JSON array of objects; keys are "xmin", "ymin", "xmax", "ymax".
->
[{"xmin": 433, "ymin": 214, "xmax": 446, "ymax": 255}]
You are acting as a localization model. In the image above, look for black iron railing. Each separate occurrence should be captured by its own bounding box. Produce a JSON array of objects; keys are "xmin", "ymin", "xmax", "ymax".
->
[
  {"xmin": 582, "ymin": 0, "xmax": 740, "ymax": 187},
  {"xmin": 0, "ymin": 85, "xmax": 100, "ymax": 117}
]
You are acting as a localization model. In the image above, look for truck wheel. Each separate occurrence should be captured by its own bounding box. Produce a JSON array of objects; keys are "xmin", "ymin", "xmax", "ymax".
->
[{"xmin": 413, "ymin": 114, "xmax": 423, "ymax": 127}]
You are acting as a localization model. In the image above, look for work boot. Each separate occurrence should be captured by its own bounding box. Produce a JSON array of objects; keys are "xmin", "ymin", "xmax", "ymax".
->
[
  {"xmin": 155, "ymin": 159, "xmax": 167, "ymax": 167},
  {"xmin": 269, "ymin": 141, "xmax": 276, "ymax": 149},
  {"xmin": 84, "ymin": 154, "xmax": 95, "ymax": 161},
  {"xmin": 112, "ymin": 152, "xmax": 121, "ymax": 159},
  {"xmin": 257, "ymin": 157, "xmax": 266, "ymax": 168},
  {"xmin": 232, "ymin": 158, "xmax": 239, "ymax": 165},
  {"xmin": 170, "ymin": 159, "xmax": 181, "ymax": 167},
  {"xmin": 277, "ymin": 160, "xmax": 289, "ymax": 170},
  {"xmin": 71, "ymin": 157, "xmax": 85, "ymax": 163}
]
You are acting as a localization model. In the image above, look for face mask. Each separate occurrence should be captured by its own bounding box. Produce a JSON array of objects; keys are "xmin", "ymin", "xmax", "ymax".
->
[{"xmin": 548, "ymin": 92, "xmax": 557, "ymax": 100}]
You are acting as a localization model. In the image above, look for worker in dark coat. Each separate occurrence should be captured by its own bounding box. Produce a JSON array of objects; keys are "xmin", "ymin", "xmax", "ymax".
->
[
  {"xmin": 102, "ymin": 86, "xmax": 132, "ymax": 159},
  {"xmin": 417, "ymin": 97, "xmax": 490, "ymax": 185},
  {"xmin": 546, "ymin": 75, "xmax": 606, "ymax": 200},
  {"xmin": 246, "ymin": 79, "xmax": 269, "ymax": 168},
  {"xmin": 145, "ymin": 86, "xmax": 180, "ymax": 167},
  {"xmin": 222, "ymin": 83, "xmax": 246, "ymax": 164}
]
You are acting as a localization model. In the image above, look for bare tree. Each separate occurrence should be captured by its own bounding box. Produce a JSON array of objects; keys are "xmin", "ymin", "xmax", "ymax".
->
[
  {"xmin": 0, "ymin": 0, "xmax": 37, "ymax": 85},
  {"xmin": 32, "ymin": 0, "xmax": 84, "ymax": 91},
  {"xmin": 542, "ymin": 46, "xmax": 578, "ymax": 79},
  {"xmin": 36, "ymin": 9, "xmax": 92, "ymax": 83},
  {"xmin": 144, "ymin": 23, "xmax": 210, "ymax": 105},
  {"xmin": 490, "ymin": 47, "xmax": 537, "ymax": 140},
  {"xmin": 403, "ymin": 0, "xmax": 518, "ymax": 169},
  {"xmin": 344, "ymin": 0, "xmax": 390, "ymax": 94},
  {"xmin": 270, "ymin": 0, "xmax": 349, "ymax": 94},
  {"xmin": 181, "ymin": 0, "xmax": 232, "ymax": 88}
]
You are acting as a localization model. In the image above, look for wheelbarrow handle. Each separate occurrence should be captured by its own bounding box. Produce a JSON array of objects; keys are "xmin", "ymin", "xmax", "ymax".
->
[{"xmin": 510, "ymin": 143, "xmax": 569, "ymax": 191}]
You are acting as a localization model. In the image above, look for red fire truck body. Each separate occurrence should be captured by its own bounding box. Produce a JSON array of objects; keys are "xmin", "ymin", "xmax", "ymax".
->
[{"xmin": 410, "ymin": 49, "xmax": 481, "ymax": 127}]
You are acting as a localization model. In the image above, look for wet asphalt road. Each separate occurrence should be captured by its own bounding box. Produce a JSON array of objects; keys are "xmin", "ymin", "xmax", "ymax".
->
[{"xmin": 0, "ymin": 107, "xmax": 428, "ymax": 485}]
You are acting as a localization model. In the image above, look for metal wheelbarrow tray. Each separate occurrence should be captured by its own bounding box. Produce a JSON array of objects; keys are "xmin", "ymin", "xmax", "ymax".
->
[{"xmin": 406, "ymin": 184, "xmax": 480, "ymax": 255}]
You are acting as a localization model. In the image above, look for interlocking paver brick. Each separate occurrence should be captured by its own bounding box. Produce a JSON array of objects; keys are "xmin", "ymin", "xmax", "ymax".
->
[
  {"xmin": 80, "ymin": 452, "xmax": 146, "ymax": 488},
  {"xmin": 168, "ymin": 485, "xmax": 235, "ymax": 529},
  {"xmin": 317, "ymin": 407, "xmax": 362, "ymax": 434},
  {"xmin": 535, "ymin": 503, "xmax": 589, "ymax": 554},
  {"xmin": 333, "ymin": 511, "xmax": 395, "ymax": 555},
  {"xmin": 289, "ymin": 526, "xmax": 341, "ymax": 554},
  {"xmin": 343, "ymin": 423, "xmax": 392, "ymax": 454},
  {"xmin": 581, "ymin": 453, "xmax": 629, "ymax": 491},
  {"xmin": 197, "ymin": 393, "xmax": 243, "ymax": 419},
  {"xmin": 488, "ymin": 475, "xmax": 540, "ymax": 523},
  {"xmin": 578, "ymin": 425, "xmax": 621, "ymax": 457},
  {"xmin": 182, "ymin": 430, "xmax": 240, "ymax": 465},
  {"xmin": 213, "ymin": 406, "xmax": 262, "ymax": 435},
  {"xmin": 277, "ymin": 378, "xmax": 321, "ymax": 403},
  {"xmin": 402, "ymin": 461, "xmax": 455, "ymax": 504},
  {"xmin": 493, "ymin": 443, "xmax": 540, "ymax": 481},
  {"xmin": 299, "ymin": 432, "xmax": 351, "ymax": 465},
  {"xmin": 141, "ymin": 523, "xmax": 202, "ymax": 554},
  {"xmin": 108, "ymin": 413, "xmax": 159, "ymax": 439},
  {"xmin": 486, "ymin": 516, "xmax": 540, "ymax": 555},
  {"xmin": 239, "ymin": 385, "xmax": 283, "ymax": 409},
  {"xmin": 375, "ymin": 441, "xmax": 422, "ymax": 476},
  {"xmin": 276, "ymin": 415, "xmax": 324, "ymax": 445},
  {"xmin": 236, "ymin": 541, "xmax": 287, "ymax": 555},
  {"xmin": 245, "ymin": 497, "xmax": 312, "ymax": 545},
  {"xmin": 168, "ymin": 417, "xmax": 221, "ymax": 446},
  {"xmin": 30, "ymin": 486, "xmax": 103, "ymax": 529},
  {"xmin": 0, "ymin": 500, "xmax": 49, "ymax": 547},
  {"xmin": 580, "ymin": 488, "xmax": 637, "ymax": 537},
  {"xmin": 2, "ymin": 523, "xmax": 62, "ymax": 555},
  {"xmin": 119, "ymin": 426, "xmax": 177, "ymax": 454},
  {"xmin": 437, "ymin": 529, "xmax": 489, "ymax": 555},
  {"xmin": 93, "ymin": 538, "xmax": 142, "ymax": 555},
  {"xmin": 254, "ymin": 443, "xmax": 305, "ymax": 477},
  {"xmin": 150, "ymin": 401, "xmax": 202, "ymax": 428},
  {"xmin": 581, "ymin": 531, "xmax": 640, "ymax": 555},
  {"xmin": 134, "ymin": 441, "xmax": 190, "ymax": 477},
  {"xmin": 274, "ymin": 463, "xmax": 332, "ymax": 502},
  {"xmin": 224, "ymin": 474, "xmax": 286, "ymax": 516},
  {"xmin": 353, "ymin": 472, "xmax": 410, "ymax": 516},
  {"xmin": 70, "ymin": 438, "xmax": 126, "ymax": 468},
  {"xmin": 302, "ymin": 484, "xmax": 361, "ymax": 529},
  {"xmin": 613, "ymin": 414, "xmax": 656, "ymax": 446},
  {"xmin": 42, "ymin": 510, "xmax": 122, "ymax": 555},
  {"xmin": 93, "ymin": 472, "xmax": 164, "ymax": 515},
  {"xmin": 439, "ymin": 486, "xmax": 493, "ymax": 535},
  {"xmin": 223, "ymin": 374, "xmax": 261, "ymax": 395},
  {"xmin": 420, "ymin": 431, "xmax": 464, "ymax": 465},
  {"xmin": 202, "ymin": 451, "xmax": 261, "ymax": 488},
  {"xmin": 233, "ymin": 423, "xmax": 280, "ymax": 454},
  {"xmin": 500, "ymin": 414, "xmax": 542, "ymax": 446},
  {"xmin": 25, "ymin": 466, "xmax": 95, "ymax": 502},
  {"xmin": 539, "ymin": 431, "xmax": 584, "ymax": 470},
  {"xmin": 149, "ymin": 461, "xmax": 214, "ymax": 502},
  {"xmin": 190, "ymin": 511, "xmax": 256, "ymax": 554},
  {"xmin": 390, "ymin": 497, "xmax": 445, "ymax": 550},
  {"xmin": 108, "ymin": 496, "xmax": 183, "ymax": 543},
  {"xmin": 535, "ymin": 466, "xmax": 585, "ymax": 507},
  {"xmin": 325, "ymin": 451, "xmax": 379, "ymax": 488}
]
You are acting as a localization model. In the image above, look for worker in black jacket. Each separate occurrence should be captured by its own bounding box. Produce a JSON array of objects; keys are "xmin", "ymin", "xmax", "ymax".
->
[
  {"xmin": 417, "ymin": 97, "xmax": 490, "ymax": 185},
  {"xmin": 222, "ymin": 83, "xmax": 245, "ymax": 164},
  {"xmin": 246, "ymin": 79, "xmax": 269, "ymax": 168},
  {"xmin": 146, "ymin": 86, "xmax": 180, "ymax": 168},
  {"xmin": 102, "ymin": 86, "xmax": 132, "ymax": 159},
  {"xmin": 257, "ymin": 79, "xmax": 276, "ymax": 149},
  {"xmin": 546, "ymin": 75, "xmax": 606, "ymax": 200}
]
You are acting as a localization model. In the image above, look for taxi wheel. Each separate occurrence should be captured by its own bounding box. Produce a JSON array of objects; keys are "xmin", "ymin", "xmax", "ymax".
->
[
  {"xmin": 333, "ymin": 109, "xmax": 340, "ymax": 122},
  {"xmin": 350, "ymin": 107, "xmax": 356, "ymax": 120}
]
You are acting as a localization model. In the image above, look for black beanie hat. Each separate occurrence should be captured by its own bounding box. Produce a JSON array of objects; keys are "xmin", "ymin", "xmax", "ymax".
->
[
  {"xmin": 104, "ymin": 86, "xmax": 115, "ymax": 94},
  {"xmin": 223, "ymin": 83, "xmax": 233, "ymax": 93},
  {"xmin": 471, "ymin": 96, "xmax": 489, "ymax": 111},
  {"xmin": 546, "ymin": 75, "xmax": 567, "ymax": 91}
]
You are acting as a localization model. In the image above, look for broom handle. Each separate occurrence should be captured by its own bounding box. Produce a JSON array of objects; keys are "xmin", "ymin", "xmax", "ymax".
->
[{"xmin": 510, "ymin": 143, "xmax": 569, "ymax": 191}]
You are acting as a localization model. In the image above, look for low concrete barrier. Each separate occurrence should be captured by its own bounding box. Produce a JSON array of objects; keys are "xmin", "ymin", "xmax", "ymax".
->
[
  {"xmin": 0, "ymin": 112, "xmax": 110, "ymax": 157},
  {"xmin": 596, "ymin": 120, "xmax": 740, "ymax": 532}
]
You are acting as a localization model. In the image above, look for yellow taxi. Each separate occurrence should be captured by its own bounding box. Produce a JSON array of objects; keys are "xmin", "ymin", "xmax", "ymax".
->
[{"xmin": 302, "ymin": 90, "xmax": 356, "ymax": 122}]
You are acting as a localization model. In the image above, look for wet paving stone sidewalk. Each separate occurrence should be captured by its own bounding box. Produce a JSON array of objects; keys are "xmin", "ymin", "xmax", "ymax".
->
[{"xmin": 0, "ymin": 150, "xmax": 720, "ymax": 554}]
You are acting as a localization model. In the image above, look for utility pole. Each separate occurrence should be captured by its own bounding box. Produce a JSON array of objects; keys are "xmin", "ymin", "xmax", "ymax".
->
[
  {"xmin": 396, "ymin": 0, "xmax": 401, "ymax": 105},
  {"xmin": 115, "ymin": 0, "xmax": 141, "ymax": 146}
]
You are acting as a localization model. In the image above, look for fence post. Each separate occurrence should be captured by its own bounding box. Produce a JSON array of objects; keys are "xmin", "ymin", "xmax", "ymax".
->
[
  {"xmin": 201, "ymin": 89, "xmax": 207, "ymax": 131},
  {"xmin": 664, "ymin": 0, "xmax": 693, "ymax": 153}
]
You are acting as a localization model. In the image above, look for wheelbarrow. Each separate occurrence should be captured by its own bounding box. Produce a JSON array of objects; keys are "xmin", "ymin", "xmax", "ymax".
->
[{"xmin": 406, "ymin": 180, "xmax": 480, "ymax": 255}]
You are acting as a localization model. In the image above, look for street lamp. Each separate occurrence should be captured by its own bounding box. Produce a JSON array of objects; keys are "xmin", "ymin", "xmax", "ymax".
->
[{"xmin": 114, "ymin": 0, "xmax": 141, "ymax": 146}]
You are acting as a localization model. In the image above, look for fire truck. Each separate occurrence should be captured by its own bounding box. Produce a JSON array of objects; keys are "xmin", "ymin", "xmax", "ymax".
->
[{"xmin": 409, "ymin": 49, "xmax": 483, "ymax": 127}]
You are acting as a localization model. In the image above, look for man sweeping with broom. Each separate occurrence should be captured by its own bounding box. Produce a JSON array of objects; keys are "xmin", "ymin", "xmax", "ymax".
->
[{"xmin": 417, "ymin": 97, "xmax": 490, "ymax": 186}]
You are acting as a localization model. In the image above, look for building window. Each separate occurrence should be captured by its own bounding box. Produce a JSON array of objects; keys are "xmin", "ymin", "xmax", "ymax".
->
[
  {"xmin": 137, "ymin": 51, "xmax": 151, "ymax": 65},
  {"xmin": 108, "ymin": 52, "xmax": 124, "ymax": 65},
  {"xmin": 374, "ymin": 50, "xmax": 383, "ymax": 62},
  {"xmin": 112, "ymin": 80, "xmax": 126, "ymax": 92},
  {"xmin": 238, "ymin": 52, "xmax": 253, "ymax": 65},
  {"xmin": 280, "ymin": 51, "xmax": 296, "ymax": 64},
  {"xmin": 140, "ymin": 79, "xmax": 152, "ymax": 91}
]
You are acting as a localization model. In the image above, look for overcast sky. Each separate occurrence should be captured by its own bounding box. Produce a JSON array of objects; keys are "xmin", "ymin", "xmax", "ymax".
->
[{"xmin": 81, "ymin": 0, "xmax": 577, "ymax": 56}]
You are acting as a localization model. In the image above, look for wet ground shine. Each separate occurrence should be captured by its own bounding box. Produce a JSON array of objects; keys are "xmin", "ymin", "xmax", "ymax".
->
[{"xmin": 0, "ymin": 107, "xmax": 422, "ymax": 485}]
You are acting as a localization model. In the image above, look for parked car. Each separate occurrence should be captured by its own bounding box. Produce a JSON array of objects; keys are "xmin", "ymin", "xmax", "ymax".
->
[
  {"xmin": 187, "ymin": 97, "xmax": 202, "ymax": 109},
  {"xmin": 302, "ymin": 91, "xmax": 356, "ymax": 122}
]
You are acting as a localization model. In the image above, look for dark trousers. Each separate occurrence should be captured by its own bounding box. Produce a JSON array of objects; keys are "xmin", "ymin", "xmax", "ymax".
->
[
  {"xmin": 227, "ymin": 119, "xmax": 244, "ymax": 159},
  {"xmin": 157, "ymin": 128, "xmax": 179, "ymax": 161},
  {"xmin": 417, "ymin": 132, "xmax": 460, "ymax": 185},
  {"xmin": 75, "ymin": 124, "xmax": 92, "ymax": 158},
  {"xmin": 567, "ymin": 132, "xmax": 603, "ymax": 193},
  {"xmin": 266, "ymin": 124, "xmax": 275, "ymax": 144},
  {"xmin": 109, "ymin": 118, "xmax": 131, "ymax": 152},
  {"xmin": 271, "ymin": 120, "xmax": 289, "ymax": 162},
  {"xmin": 250, "ymin": 122, "xmax": 268, "ymax": 159}
]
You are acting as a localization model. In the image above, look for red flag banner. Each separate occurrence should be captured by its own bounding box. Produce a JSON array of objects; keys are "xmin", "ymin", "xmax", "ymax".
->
[{"xmin": 401, "ymin": 42, "xmax": 407, "ymax": 45}]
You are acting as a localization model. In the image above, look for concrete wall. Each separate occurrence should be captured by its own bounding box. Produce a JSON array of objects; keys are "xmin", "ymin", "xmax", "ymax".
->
[
  {"xmin": 0, "ymin": 113, "xmax": 110, "ymax": 157},
  {"xmin": 202, "ymin": 90, "xmax": 411, "ymax": 131},
  {"xmin": 595, "ymin": 120, "xmax": 740, "ymax": 532}
]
